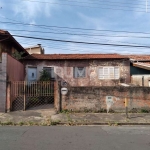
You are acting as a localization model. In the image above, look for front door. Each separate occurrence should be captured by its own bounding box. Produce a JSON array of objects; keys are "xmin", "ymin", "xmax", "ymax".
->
[{"xmin": 28, "ymin": 67, "xmax": 37, "ymax": 81}]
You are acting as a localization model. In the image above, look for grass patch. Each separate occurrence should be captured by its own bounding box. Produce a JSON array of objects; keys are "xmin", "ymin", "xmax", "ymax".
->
[{"xmin": 51, "ymin": 120, "xmax": 60, "ymax": 126}]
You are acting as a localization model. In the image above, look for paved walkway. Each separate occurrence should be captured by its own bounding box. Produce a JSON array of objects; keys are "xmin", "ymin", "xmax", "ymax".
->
[{"xmin": 1, "ymin": 109, "xmax": 150, "ymax": 125}]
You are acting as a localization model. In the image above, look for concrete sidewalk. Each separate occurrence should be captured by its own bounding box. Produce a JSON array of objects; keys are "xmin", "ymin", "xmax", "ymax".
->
[
  {"xmin": 1, "ymin": 109, "xmax": 150, "ymax": 125},
  {"xmin": 0, "ymin": 108, "xmax": 56, "ymax": 125},
  {"xmin": 51, "ymin": 113, "xmax": 150, "ymax": 125}
]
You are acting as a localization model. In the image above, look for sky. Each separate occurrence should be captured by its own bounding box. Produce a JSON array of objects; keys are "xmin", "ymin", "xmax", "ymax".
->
[{"xmin": 0, "ymin": 0, "xmax": 150, "ymax": 54}]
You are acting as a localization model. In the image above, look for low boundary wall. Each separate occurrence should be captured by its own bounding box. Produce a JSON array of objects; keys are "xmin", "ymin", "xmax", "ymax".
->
[{"xmin": 61, "ymin": 86, "xmax": 150, "ymax": 112}]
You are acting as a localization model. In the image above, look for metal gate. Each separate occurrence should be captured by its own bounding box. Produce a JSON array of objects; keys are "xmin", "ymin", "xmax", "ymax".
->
[{"xmin": 10, "ymin": 81, "xmax": 54, "ymax": 111}]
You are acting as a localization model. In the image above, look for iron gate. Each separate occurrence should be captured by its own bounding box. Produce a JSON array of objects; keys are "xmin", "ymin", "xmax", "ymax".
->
[{"xmin": 11, "ymin": 81, "xmax": 54, "ymax": 111}]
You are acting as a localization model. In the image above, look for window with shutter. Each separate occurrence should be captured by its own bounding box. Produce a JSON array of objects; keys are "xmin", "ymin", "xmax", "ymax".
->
[
  {"xmin": 99, "ymin": 67, "xmax": 120, "ymax": 79},
  {"xmin": 99, "ymin": 67, "xmax": 104, "ymax": 79},
  {"xmin": 114, "ymin": 67, "xmax": 119, "ymax": 79},
  {"xmin": 103, "ymin": 67, "xmax": 109, "ymax": 79},
  {"xmin": 109, "ymin": 67, "xmax": 114, "ymax": 79},
  {"xmin": 74, "ymin": 67, "xmax": 86, "ymax": 78}
]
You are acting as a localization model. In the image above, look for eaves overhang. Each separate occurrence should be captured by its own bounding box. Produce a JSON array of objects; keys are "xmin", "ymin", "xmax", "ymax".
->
[{"xmin": 133, "ymin": 62, "xmax": 150, "ymax": 71}]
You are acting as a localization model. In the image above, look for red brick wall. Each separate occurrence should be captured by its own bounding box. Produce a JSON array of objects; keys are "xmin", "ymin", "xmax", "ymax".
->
[{"xmin": 61, "ymin": 86, "xmax": 150, "ymax": 112}]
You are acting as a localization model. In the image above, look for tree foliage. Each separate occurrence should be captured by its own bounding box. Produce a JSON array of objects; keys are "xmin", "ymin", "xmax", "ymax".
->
[
  {"xmin": 12, "ymin": 51, "xmax": 25, "ymax": 60},
  {"xmin": 39, "ymin": 70, "xmax": 50, "ymax": 81}
]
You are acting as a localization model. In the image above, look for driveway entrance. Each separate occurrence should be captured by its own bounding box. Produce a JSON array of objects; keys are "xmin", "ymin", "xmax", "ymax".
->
[{"xmin": 10, "ymin": 81, "xmax": 55, "ymax": 111}]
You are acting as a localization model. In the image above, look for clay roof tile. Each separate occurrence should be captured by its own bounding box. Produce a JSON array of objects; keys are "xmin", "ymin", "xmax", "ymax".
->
[{"xmin": 23, "ymin": 54, "xmax": 128, "ymax": 60}]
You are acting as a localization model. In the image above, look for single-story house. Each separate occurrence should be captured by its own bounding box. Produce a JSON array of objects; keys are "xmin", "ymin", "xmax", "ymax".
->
[
  {"xmin": 1, "ymin": 29, "xmax": 150, "ymax": 113},
  {"xmin": 22, "ymin": 54, "xmax": 130, "ymax": 86}
]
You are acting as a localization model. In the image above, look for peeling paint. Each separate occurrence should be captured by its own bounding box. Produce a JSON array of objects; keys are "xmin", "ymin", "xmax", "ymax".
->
[{"xmin": 23, "ymin": 59, "xmax": 130, "ymax": 86}]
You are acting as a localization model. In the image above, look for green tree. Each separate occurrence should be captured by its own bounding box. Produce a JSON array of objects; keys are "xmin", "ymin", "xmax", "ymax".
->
[
  {"xmin": 39, "ymin": 70, "xmax": 50, "ymax": 81},
  {"xmin": 12, "ymin": 51, "xmax": 25, "ymax": 60}
]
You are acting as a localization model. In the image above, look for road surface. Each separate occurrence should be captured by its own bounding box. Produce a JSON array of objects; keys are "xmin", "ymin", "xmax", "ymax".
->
[{"xmin": 0, "ymin": 126, "xmax": 150, "ymax": 150}]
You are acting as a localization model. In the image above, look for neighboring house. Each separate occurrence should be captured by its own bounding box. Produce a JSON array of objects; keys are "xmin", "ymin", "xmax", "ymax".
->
[
  {"xmin": 22, "ymin": 54, "xmax": 130, "ymax": 86},
  {"xmin": 127, "ymin": 55, "xmax": 150, "ymax": 86},
  {"xmin": 0, "ymin": 30, "xmax": 28, "ymax": 61},
  {"xmin": 25, "ymin": 44, "xmax": 44, "ymax": 54},
  {"xmin": 0, "ymin": 29, "xmax": 28, "ymax": 112}
]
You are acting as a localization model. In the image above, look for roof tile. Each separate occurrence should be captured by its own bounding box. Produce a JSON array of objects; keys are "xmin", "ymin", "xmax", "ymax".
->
[
  {"xmin": 126, "ymin": 55, "xmax": 150, "ymax": 61},
  {"xmin": 23, "ymin": 54, "xmax": 128, "ymax": 60}
]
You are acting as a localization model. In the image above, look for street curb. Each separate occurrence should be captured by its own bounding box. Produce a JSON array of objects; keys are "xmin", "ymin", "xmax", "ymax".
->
[
  {"xmin": 56, "ymin": 122, "xmax": 150, "ymax": 126},
  {"xmin": 1, "ymin": 121, "xmax": 150, "ymax": 126}
]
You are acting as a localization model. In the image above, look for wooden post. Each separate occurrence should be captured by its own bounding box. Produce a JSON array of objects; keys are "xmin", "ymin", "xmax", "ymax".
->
[
  {"xmin": 58, "ymin": 81, "xmax": 62, "ymax": 112},
  {"xmin": 23, "ymin": 81, "xmax": 26, "ymax": 111}
]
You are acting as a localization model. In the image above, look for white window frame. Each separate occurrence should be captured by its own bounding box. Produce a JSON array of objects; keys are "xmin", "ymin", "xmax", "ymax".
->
[
  {"xmin": 74, "ymin": 67, "xmax": 86, "ymax": 78},
  {"xmin": 114, "ymin": 67, "xmax": 120, "ymax": 79},
  {"xmin": 99, "ymin": 67, "xmax": 120, "ymax": 79}
]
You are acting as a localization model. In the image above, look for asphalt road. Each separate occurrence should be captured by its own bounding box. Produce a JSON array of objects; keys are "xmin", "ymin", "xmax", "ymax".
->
[{"xmin": 0, "ymin": 126, "xmax": 150, "ymax": 150}]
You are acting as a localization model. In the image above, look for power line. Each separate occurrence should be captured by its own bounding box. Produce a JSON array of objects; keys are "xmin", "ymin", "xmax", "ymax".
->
[
  {"xmin": 22, "ymin": 43, "xmax": 103, "ymax": 53},
  {"xmin": 22, "ymin": 0, "xmax": 146, "ymax": 5},
  {"xmin": 19, "ymin": 37, "xmax": 147, "ymax": 50},
  {"xmin": 20, "ymin": 41, "xmax": 117, "ymax": 52},
  {"xmin": 1, "ymin": 21, "xmax": 150, "ymax": 35},
  {"xmin": 63, "ymin": 0, "xmax": 146, "ymax": 6},
  {"xmin": 20, "ymin": 41, "xmax": 145, "ymax": 54},
  {"xmin": 19, "ymin": 0, "xmax": 150, "ymax": 13},
  {"xmin": 9, "ymin": 34, "xmax": 150, "ymax": 49},
  {"xmin": 2, "ymin": 26, "xmax": 150, "ymax": 39},
  {"xmin": 20, "ymin": 41, "xmax": 150, "ymax": 55},
  {"xmin": 7, "ymin": 28, "xmax": 148, "ymax": 45},
  {"xmin": 2, "ymin": 20, "xmax": 150, "ymax": 47},
  {"xmin": 18, "ymin": 36, "xmax": 150, "ymax": 54},
  {"xmin": 1, "ymin": 17, "xmax": 150, "ymax": 49},
  {"xmin": 23, "ymin": 0, "xmax": 146, "ymax": 6},
  {"xmin": 24, "ymin": 43, "xmax": 113, "ymax": 53},
  {"xmin": 21, "ymin": 0, "xmax": 146, "ymax": 10}
]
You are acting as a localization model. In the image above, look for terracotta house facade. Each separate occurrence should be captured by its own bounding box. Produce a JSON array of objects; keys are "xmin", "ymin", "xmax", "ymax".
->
[{"xmin": 22, "ymin": 54, "xmax": 130, "ymax": 86}]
